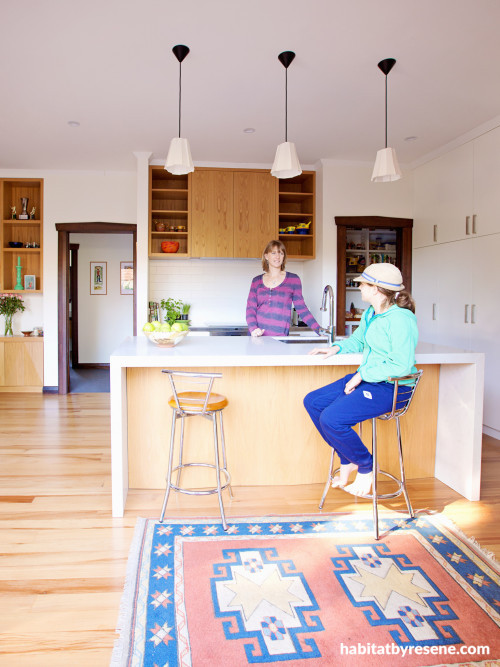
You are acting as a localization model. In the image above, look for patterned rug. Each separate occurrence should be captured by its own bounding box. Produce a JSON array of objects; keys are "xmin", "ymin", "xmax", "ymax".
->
[{"xmin": 111, "ymin": 513, "xmax": 500, "ymax": 667}]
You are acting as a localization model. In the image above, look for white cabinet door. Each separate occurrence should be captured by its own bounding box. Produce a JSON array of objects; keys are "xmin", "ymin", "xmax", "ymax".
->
[
  {"xmin": 413, "ymin": 143, "xmax": 473, "ymax": 247},
  {"xmin": 473, "ymin": 126, "xmax": 500, "ymax": 237},
  {"xmin": 412, "ymin": 246, "xmax": 441, "ymax": 343},
  {"xmin": 469, "ymin": 234, "xmax": 500, "ymax": 431},
  {"xmin": 434, "ymin": 239, "xmax": 474, "ymax": 351}
]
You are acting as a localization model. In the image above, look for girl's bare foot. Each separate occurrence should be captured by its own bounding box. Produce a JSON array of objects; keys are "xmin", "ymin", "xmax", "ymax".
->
[
  {"xmin": 344, "ymin": 471, "xmax": 373, "ymax": 496},
  {"xmin": 331, "ymin": 463, "xmax": 358, "ymax": 488}
]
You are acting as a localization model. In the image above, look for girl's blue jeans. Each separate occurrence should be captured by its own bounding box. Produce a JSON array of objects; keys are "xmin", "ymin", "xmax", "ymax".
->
[{"xmin": 303, "ymin": 372, "xmax": 395, "ymax": 473}]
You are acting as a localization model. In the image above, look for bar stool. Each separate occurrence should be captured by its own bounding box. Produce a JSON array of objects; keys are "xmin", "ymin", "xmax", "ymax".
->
[
  {"xmin": 319, "ymin": 370, "xmax": 423, "ymax": 539},
  {"xmin": 159, "ymin": 370, "xmax": 232, "ymax": 531}
]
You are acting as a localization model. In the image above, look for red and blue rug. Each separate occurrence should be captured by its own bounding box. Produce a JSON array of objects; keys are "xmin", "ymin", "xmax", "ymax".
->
[{"xmin": 112, "ymin": 513, "xmax": 500, "ymax": 666}]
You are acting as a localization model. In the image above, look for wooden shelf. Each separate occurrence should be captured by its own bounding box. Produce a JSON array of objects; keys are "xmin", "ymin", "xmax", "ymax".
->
[
  {"xmin": 278, "ymin": 171, "xmax": 315, "ymax": 260},
  {"xmin": 1, "ymin": 178, "xmax": 43, "ymax": 292}
]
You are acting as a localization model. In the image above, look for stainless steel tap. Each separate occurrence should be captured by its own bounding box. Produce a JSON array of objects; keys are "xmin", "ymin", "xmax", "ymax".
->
[{"xmin": 320, "ymin": 284, "xmax": 335, "ymax": 344}]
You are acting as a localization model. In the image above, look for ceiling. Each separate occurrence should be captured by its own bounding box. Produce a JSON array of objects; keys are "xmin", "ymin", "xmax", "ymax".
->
[{"xmin": 2, "ymin": 0, "xmax": 500, "ymax": 172}]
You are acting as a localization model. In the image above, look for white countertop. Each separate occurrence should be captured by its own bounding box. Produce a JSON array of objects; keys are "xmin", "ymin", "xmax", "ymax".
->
[{"xmin": 110, "ymin": 334, "xmax": 483, "ymax": 368}]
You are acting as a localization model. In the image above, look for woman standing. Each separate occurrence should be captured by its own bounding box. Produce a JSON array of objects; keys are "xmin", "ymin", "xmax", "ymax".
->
[
  {"xmin": 246, "ymin": 240, "xmax": 320, "ymax": 337},
  {"xmin": 303, "ymin": 263, "xmax": 418, "ymax": 496}
]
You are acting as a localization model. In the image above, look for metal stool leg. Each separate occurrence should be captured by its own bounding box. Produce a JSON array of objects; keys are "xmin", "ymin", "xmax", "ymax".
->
[
  {"xmin": 372, "ymin": 418, "xmax": 380, "ymax": 540},
  {"xmin": 218, "ymin": 410, "xmax": 233, "ymax": 499},
  {"xmin": 160, "ymin": 408, "xmax": 178, "ymax": 523},
  {"xmin": 396, "ymin": 417, "xmax": 414, "ymax": 518},
  {"xmin": 175, "ymin": 415, "xmax": 186, "ymax": 488},
  {"xmin": 319, "ymin": 448, "xmax": 335, "ymax": 509},
  {"xmin": 212, "ymin": 412, "xmax": 228, "ymax": 531}
]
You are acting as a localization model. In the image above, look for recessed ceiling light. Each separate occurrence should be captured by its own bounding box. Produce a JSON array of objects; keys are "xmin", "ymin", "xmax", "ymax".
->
[
  {"xmin": 243, "ymin": 127, "xmax": 255, "ymax": 134},
  {"xmin": 404, "ymin": 135, "xmax": 418, "ymax": 142},
  {"xmin": 67, "ymin": 121, "xmax": 80, "ymax": 127}
]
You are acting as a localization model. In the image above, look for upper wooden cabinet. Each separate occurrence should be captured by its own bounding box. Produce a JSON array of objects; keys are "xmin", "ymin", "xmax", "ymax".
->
[
  {"xmin": 149, "ymin": 166, "xmax": 316, "ymax": 260},
  {"xmin": 233, "ymin": 171, "xmax": 276, "ymax": 258},
  {"xmin": 149, "ymin": 167, "xmax": 191, "ymax": 258},
  {"xmin": 278, "ymin": 172, "xmax": 315, "ymax": 260},
  {"xmin": 0, "ymin": 178, "xmax": 43, "ymax": 292},
  {"xmin": 191, "ymin": 169, "xmax": 234, "ymax": 257}
]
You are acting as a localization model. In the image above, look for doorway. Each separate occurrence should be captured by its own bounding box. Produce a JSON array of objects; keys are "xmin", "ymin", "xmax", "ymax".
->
[{"xmin": 56, "ymin": 222, "xmax": 137, "ymax": 395}]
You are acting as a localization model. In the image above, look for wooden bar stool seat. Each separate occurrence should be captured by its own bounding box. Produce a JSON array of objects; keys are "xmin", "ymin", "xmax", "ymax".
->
[
  {"xmin": 319, "ymin": 370, "xmax": 423, "ymax": 539},
  {"xmin": 160, "ymin": 370, "xmax": 232, "ymax": 531}
]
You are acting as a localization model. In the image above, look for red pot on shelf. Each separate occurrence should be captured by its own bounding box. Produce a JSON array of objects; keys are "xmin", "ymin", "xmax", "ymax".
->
[{"xmin": 161, "ymin": 241, "xmax": 179, "ymax": 253}]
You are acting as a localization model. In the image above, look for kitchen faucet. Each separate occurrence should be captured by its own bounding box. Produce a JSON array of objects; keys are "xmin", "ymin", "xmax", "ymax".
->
[{"xmin": 320, "ymin": 284, "xmax": 335, "ymax": 344}]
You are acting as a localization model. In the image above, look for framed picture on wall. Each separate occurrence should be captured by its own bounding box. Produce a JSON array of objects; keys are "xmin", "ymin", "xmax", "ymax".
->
[
  {"xmin": 24, "ymin": 274, "xmax": 36, "ymax": 291},
  {"xmin": 120, "ymin": 261, "xmax": 134, "ymax": 295},
  {"xmin": 90, "ymin": 261, "xmax": 107, "ymax": 295}
]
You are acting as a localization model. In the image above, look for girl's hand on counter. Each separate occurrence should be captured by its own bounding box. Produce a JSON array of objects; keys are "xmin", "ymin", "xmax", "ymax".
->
[
  {"xmin": 308, "ymin": 345, "xmax": 340, "ymax": 357},
  {"xmin": 251, "ymin": 328, "xmax": 265, "ymax": 337}
]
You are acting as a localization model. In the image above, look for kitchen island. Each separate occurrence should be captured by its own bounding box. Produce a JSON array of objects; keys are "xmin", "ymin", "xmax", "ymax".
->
[{"xmin": 110, "ymin": 335, "xmax": 484, "ymax": 516}]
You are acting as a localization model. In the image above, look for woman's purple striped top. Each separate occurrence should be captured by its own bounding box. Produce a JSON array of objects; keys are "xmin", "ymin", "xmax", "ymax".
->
[{"xmin": 246, "ymin": 272, "xmax": 320, "ymax": 336}]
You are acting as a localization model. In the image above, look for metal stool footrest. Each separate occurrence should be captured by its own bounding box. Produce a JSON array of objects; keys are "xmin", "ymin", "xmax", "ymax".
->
[{"xmin": 169, "ymin": 462, "xmax": 231, "ymax": 496}]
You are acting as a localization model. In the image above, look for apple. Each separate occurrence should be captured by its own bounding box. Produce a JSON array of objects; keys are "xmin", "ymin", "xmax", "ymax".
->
[
  {"xmin": 142, "ymin": 322, "xmax": 154, "ymax": 332},
  {"xmin": 171, "ymin": 322, "xmax": 186, "ymax": 333},
  {"xmin": 159, "ymin": 323, "xmax": 171, "ymax": 332},
  {"xmin": 151, "ymin": 320, "xmax": 161, "ymax": 330}
]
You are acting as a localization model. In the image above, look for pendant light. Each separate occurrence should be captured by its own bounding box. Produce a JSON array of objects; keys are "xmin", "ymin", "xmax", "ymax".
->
[
  {"xmin": 271, "ymin": 51, "xmax": 302, "ymax": 179},
  {"xmin": 165, "ymin": 44, "xmax": 194, "ymax": 175},
  {"xmin": 371, "ymin": 57, "xmax": 402, "ymax": 182}
]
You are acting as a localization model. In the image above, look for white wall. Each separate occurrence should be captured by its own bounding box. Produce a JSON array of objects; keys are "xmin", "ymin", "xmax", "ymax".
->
[{"xmin": 71, "ymin": 233, "xmax": 133, "ymax": 363}]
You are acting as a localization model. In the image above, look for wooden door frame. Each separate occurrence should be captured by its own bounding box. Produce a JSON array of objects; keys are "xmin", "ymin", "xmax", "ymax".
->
[
  {"xmin": 56, "ymin": 222, "xmax": 137, "ymax": 395},
  {"xmin": 335, "ymin": 216, "xmax": 413, "ymax": 336},
  {"xmin": 69, "ymin": 244, "xmax": 80, "ymax": 368}
]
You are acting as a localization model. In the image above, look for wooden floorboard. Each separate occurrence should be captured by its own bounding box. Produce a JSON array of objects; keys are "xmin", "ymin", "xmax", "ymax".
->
[{"xmin": 0, "ymin": 392, "xmax": 498, "ymax": 666}]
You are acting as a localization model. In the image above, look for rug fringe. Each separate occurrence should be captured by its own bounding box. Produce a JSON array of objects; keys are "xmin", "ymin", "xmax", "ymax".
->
[
  {"xmin": 111, "ymin": 517, "xmax": 147, "ymax": 667},
  {"xmin": 426, "ymin": 511, "xmax": 500, "ymax": 568}
]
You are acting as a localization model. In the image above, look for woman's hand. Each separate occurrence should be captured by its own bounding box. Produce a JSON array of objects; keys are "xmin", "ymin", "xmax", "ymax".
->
[
  {"xmin": 251, "ymin": 328, "xmax": 265, "ymax": 337},
  {"xmin": 308, "ymin": 345, "xmax": 340, "ymax": 357},
  {"xmin": 344, "ymin": 372, "xmax": 362, "ymax": 394}
]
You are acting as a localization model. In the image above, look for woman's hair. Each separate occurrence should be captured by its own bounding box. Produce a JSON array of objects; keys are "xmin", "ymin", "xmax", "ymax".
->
[
  {"xmin": 262, "ymin": 240, "xmax": 287, "ymax": 272},
  {"xmin": 378, "ymin": 286, "xmax": 416, "ymax": 313}
]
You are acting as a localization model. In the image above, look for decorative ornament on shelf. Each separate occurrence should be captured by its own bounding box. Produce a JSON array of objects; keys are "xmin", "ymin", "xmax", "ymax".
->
[
  {"xmin": 371, "ymin": 57, "xmax": 402, "ymax": 183},
  {"xmin": 0, "ymin": 293, "xmax": 26, "ymax": 336},
  {"xmin": 271, "ymin": 51, "xmax": 302, "ymax": 179},
  {"xmin": 14, "ymin": 256, "xmax": 24, "ymax": 290},
  {"xmin": 165, "ymin": 45, "xmax": 194, "ymax": 175}
]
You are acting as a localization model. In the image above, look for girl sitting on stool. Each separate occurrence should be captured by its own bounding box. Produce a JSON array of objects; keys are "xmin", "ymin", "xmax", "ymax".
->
[{"xmin": 304, "ymin": 263, "xmax": 418, "ymax": 497}]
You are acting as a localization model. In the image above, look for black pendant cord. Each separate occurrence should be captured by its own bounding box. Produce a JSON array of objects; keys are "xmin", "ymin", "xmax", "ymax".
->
[
  {"xmin": 384, "ymin": 74, "xmax": 388, "ymax": 149},
  {"xmin": 178, "ymin": 62, "xmax": 182, "ymax": 138},
  {"xmin": 285, "ymin": 67, "xmax": 288, "ymax": 142}
]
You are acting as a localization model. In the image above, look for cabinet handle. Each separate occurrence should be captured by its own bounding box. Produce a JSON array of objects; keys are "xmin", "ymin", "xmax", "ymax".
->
[
  {"xmin": 471, "ymin": 304, "xmax": 476, "ymax": 324},
  {"xmin": 432, "ymin": 303, "xmax": 437, "ymax": 321},
  {"xmin": 465, "ymin": 216, "xmax": 471, "ymax": 235},
  {"xmin": 464, "ymin": 304, "xmax": 469, "ymax": 323},
  {"xmin": 433, "ymin": 224, "xmax": 437, "ymax": 243},
  {"xmin": 472, "ymin": 214, "xmax": 477, "ymax": 234}
]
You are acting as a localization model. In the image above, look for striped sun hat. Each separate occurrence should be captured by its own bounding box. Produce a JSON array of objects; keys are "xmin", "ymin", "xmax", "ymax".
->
[{"xmin": 353, "ymin": 263, "xmax": 404, "ymax": 291}]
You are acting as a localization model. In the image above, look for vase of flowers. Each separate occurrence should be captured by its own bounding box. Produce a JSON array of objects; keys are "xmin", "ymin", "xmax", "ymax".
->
[{"xmin": 0, "ymin": 294, "xmax": 26, "ymax": 336}]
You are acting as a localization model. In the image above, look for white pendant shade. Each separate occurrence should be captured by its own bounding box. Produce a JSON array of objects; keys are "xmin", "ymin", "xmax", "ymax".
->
[
  {"xmin": 164, "ymin": 137, "xmax": 194, "ymax": 175},
  {"xmin": 371, "ymin": 147, "xmax": 402, "ymax": 182},
  {"xmin": 271, "ymin": 141, "xmax": 302, "ymax": 179}
]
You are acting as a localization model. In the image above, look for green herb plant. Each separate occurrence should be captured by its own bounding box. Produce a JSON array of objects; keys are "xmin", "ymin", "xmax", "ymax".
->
[{"xmin": 160, "ymin": 298, "xmax": 190, "ymax": 326}]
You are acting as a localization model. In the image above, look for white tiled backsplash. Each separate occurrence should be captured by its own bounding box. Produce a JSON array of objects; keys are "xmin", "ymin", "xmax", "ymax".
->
[{"xmin": 149, "ymin": 258, "xmax": 307, "ymax": 326}]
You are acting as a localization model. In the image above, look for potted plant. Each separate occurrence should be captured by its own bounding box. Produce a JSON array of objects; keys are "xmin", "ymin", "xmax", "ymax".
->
[
  {"xmin": 160, "ymin": 298, "xmax": 190, "ymax": 326},
  {"xmin": 0, "ymin": 293, "xmax": 26, "ymax": 336}
]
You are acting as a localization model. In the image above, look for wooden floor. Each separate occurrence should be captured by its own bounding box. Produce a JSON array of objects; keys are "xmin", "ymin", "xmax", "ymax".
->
[{"xmin": 0, "ymin": 393, "xmax": 498, "ymax": 666}]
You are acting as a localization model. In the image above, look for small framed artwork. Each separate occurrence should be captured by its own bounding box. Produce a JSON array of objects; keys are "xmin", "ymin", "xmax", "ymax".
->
[
  {"xmin": 90, "ymin": 261, "xmax": 107, "ymax": 295},
  {"xmin": 120, "ymin": 261, "xmax": 134, "ymax": 295},
  {"xmin": 24, "ymin": 274, "xmax": 36, "ymax": 291}
]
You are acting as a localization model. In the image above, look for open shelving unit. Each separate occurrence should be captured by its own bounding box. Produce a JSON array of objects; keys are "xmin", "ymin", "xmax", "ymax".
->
[
  {"xmin": 0, "ymin": 178, "xmax": 43, "ymax": 293},
  {"xmin": 149, "ymin": 166, "xmax": 191, "ymax": 258},
  {"xmin": 278, "ymin": 171, "xmax": 315, "ymax": 260}
]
